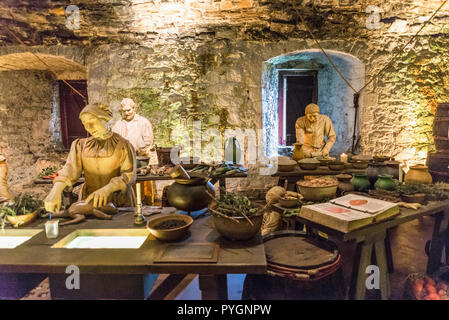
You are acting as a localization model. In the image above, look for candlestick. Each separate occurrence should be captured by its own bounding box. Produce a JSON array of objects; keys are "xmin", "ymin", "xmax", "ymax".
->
[
  {"xmin": 134, "ymin": 183, "xmax": 145, "ymax": 225},
  {"xmin": 340, "ymin": 153, "xmax": 348, "ymax": 163},
  {"xmin": 136, "ymin": 182, "xmax": 141, "ymax": 205}
]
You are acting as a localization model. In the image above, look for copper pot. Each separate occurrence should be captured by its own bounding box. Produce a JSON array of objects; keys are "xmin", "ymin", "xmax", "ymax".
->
[{"xmin": 167, "ymin": 177, "xmax": 215, "ymax": 212}]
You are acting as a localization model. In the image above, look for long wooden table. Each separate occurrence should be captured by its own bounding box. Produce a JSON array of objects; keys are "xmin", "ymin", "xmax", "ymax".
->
[
  {"xmin": 272, "ymin": 165, "xmax": 366, "ymax": 190},
  {"xmin": 273, "ymin": 200, "xmax": 449, "ymax": 300},
  {"xmin": 34, "ymin": 172, "xmax": 248, "ymax": 197},
  {"xmin": 0, "ymin": 208, "xmax": 266, "ymax": 300}
]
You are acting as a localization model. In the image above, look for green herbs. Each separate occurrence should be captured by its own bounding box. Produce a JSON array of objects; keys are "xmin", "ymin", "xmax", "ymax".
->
[
  {"xmin": 395, "ymin": 183, "xmax": 449, "ymax": 201},
  {"xmin": 0, "ymin": 194, "xmax": 45, "ymax": 216},
  {"xmin": 38, "ymin": 166, "xmax": 58, "ymax": 178},
  {"xmin": 212, "ymin": 193, "xmax": 259, "ymax": 218}
]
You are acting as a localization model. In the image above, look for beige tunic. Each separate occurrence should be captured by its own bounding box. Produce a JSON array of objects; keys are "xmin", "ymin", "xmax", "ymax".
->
[
  {"xmin": 53, "ymin": 133, "xmax": 137, "ymax": 207},
  {"xmin": 295, "ymin": 114, "xmax": 337, "ymax": 157},
  {"xmin": 112, "ymin": 114, "xmax": 153, "ymax": 151}
]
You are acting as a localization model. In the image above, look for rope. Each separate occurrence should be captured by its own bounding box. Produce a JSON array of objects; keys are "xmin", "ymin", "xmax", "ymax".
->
[
  {"xmin": 359, "ymin": 0, "xmax": 448, "ymax": 93},
  {"xmin": 293, "ymin": 0, "xmax": 448, "ymax": 95},
  {"xmin": 293, "ymin": 6, "xmax": 358, "ymax": 94}
]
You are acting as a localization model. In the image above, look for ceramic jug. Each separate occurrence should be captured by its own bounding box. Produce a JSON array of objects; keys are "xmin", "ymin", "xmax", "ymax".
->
[
  {"xmin": 404, "ymin": 165, "xmax": 433, "ymax": 184},
  {"xmin": 374, "ymin": 174, "xmax": 396, "ymax": 191},
  {"xmin": 351, "ymin": 173, "xmax": 371, "ymax": 192}
]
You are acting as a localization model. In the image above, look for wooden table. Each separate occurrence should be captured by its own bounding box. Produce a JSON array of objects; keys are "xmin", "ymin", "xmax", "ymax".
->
[
  {"xmin": 272, "ymin": 165, "xmax": 366, "ymax": 190},
  {"xmin": 273, "ymin": 200, "xmax": 449, "ymax": 300},
  {"xmin": 0, "ymin": 208, "xmax": 266, "ymax": 300},
  {"xmin": 34, "ymin": 172, "xmax": 248, "ymax": 196}
]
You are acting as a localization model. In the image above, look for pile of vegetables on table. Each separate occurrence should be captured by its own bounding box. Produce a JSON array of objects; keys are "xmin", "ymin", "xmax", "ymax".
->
[
  {"xmin": 189, "ymin": 163, "xmax": 247, "ymax": 177},
  {"xmin": 38, "ymin": 166, "xmax": 59, "ymax": 179},
  {"xmin": 0, "ymin": 194, "xmax": 46, "ymax": 228}
]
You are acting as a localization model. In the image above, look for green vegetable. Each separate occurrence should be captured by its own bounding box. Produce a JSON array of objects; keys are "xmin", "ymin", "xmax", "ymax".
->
[{"xmin": 38, "ymin": 166, "xmax": 58, "ymax": 177}]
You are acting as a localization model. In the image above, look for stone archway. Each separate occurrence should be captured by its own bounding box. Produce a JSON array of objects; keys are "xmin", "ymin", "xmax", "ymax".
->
[
  {"xmin": 0, "ymin": 51, "xmax": 87, "ymax": 195},
  {"xmin": 262, "ymin": 49, "xmax": 365, "ymax": 157},
  {"xmin": 0, "ymin": 52, "xmax": 87, "ymax": 80}
]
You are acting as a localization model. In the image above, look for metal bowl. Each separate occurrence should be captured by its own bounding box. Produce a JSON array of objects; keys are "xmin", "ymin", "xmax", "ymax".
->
[{"xmin": 146, "ymin": 214, "xmax": 193, "ymax": 242}]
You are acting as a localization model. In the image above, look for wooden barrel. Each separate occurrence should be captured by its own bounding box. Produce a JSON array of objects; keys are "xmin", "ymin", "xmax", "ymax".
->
[
  {"xmin": 434, "ymin": 103, "xmax": 449, "ymax": 151},
  {"xmin": 242, "ymin": 231, "xmax": 345, "ymax": 300},
  {"xmin": 427, "ymin": 152, "xmax": 449, "ymax": 182}
]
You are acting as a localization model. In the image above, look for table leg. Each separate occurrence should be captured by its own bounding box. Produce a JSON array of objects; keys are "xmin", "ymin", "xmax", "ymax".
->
[
  {"xmin": 427, "ymin": 210, "xmax": 449, "ymax": 275},
  {"xmin": 198, "ymin": 274, "xmax": 228, "ymax": 300},
  {"xmin": 385, "ymin": 228, "xmax": 394, "ymax": 273},
  {"xmin": 353, "ymin": 242, "xmax": 373, "ymax": 300},
  {"xmin": 374, "ymin": 236, "xmax": 391, "ymax": 300}
]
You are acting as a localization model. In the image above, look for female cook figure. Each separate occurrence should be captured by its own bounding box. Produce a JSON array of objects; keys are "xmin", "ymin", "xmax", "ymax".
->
[{"xmin": 45, "ymin": 103, "xmax": 137, "ymax": 213}]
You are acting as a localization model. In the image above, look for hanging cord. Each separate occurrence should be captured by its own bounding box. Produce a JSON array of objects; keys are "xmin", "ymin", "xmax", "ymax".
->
[
  {"xmin": 359, "ymin": 0, "xmax": 448, "ymax": 93},
  {"xmin": 293, "ymin": 5, "xmax": 358, "ymax": 94},
  {"xmin": 292, "ymin": 1, "xmax": 448, "ymax": 153},
  {"xmin": 4, "ymin": 9, "xmax": 88, "ymax": 104}
]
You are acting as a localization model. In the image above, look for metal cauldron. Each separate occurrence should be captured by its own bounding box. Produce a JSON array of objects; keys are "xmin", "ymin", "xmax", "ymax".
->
[{"xmin": 167, "ymin": 177, "xmax": 215, "ymax": 212}]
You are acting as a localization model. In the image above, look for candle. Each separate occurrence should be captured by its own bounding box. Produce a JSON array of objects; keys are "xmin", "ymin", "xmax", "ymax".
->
[
  {"xmin": 136, "ymin": 183, "xmax": 141, "ymax": 205},
  {"xmin": 340, "ymin": 153, "xmax": 348, "ymax": 163}
]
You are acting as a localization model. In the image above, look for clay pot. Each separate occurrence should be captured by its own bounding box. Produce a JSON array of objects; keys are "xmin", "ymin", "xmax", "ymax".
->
[
  {"xmin": 374, "ymin": 174, "xmax": 396, "ymax": 191},
  {"xmin": 351, "ymin": 173, "xmax": 371, "ymax": 192},
  {"xmin": 385, "ymin": 160, "xmax": 400, "ymax": 180},
  {"xmin": 292, "ymin": 144, "xmax": 303, "ymax": 161},
  {"xmin": 167, "ymin": 178, "xmax": 215, "ymax": 212},
  {"xmin": 404, "ymin": 165, "xmax": 433, "ymax": 184},
  {"xmin": 336, "ymin": 174, "xmax": 354, "ymax": 196},
  {"xmin": 367, "ymin": 162, "xmax": 388, "ymax": 187}
]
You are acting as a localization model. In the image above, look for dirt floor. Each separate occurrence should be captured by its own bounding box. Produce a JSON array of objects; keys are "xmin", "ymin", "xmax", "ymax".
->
[{"xmin": 19, "ymin": 213, "xmax": 438, "ymax": 300}]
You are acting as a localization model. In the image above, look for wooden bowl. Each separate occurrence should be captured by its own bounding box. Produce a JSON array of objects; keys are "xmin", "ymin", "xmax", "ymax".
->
[
  {"xmin": 146, "ymin": 214, "xmax": 193, "ymax": 242},
  {"xmin": 401, "ymin": 193, "xmax": 426, "ymax": 204},
  {"xmin": 278, "ymin": 159, "xmax": 297, "ymax": 172},
  {"xmin": 212, "ymin": 212, "xmax": 263, "ymax": 241},
  {"xmin": 279, "ymin": 198, "xmax": 300, "ymax": 208},
  {"xmin": 351, "ymin": 161, "xmax": 369, "ymax": 169},
  {"xmin": 296, "ymin": 182, "xmax": 338, "ymax": 202},
  {"xmin": 6, "ymin": 211, "xmax": 38, "ymax": 226},
  {"xmin": 298, "ymin": 159, "xmax": 320, "ymax": 170},
  {"xmin": 328, "ymin": 161, "xmax": 345, "ymax": 171},
  {"xmin": 316, "ymin": 157, "xmax": 336, "ymax": 166}
]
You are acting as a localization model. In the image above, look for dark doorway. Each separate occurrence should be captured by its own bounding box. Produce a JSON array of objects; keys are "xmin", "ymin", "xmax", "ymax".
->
[
  {"xmin": 278, "ymin": 71, "xmax": 318, "ymax": 146},
  {"xmin": 59, "ymin": 80, "xmax": 88, "ymax": 149}
]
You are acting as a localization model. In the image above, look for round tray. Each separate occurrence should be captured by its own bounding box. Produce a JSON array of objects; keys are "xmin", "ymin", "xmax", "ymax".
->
[{"xmin": 263, "ymin": 230, "xmax": 339, "ymax": 270}]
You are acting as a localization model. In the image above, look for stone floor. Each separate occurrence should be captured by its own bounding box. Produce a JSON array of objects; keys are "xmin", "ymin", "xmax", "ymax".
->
[{"xmin": 19, "ymin": 213, "xmax": 437, "ymax": 300}]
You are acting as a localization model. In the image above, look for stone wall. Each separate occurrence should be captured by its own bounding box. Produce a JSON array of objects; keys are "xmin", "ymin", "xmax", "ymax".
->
[{"xmin": 0, "ymin": 70, "xmax": 67, "ymax": 197}]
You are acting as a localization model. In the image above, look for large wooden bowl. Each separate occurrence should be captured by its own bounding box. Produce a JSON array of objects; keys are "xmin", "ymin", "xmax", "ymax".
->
[
  {"xmin": 146, "ymin": 214, "xmax": 193, "ymax": 242},
  {"xmin": 6, "ymin": 211, "xmax": 38, "ymax": 226},
  {"xmin": 296, "ymin": 182, "xmax": 338, "ymax": 202},
  {"xmin": 212, "ymin": 212, "xmax": 263, "ymax": 241}
]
